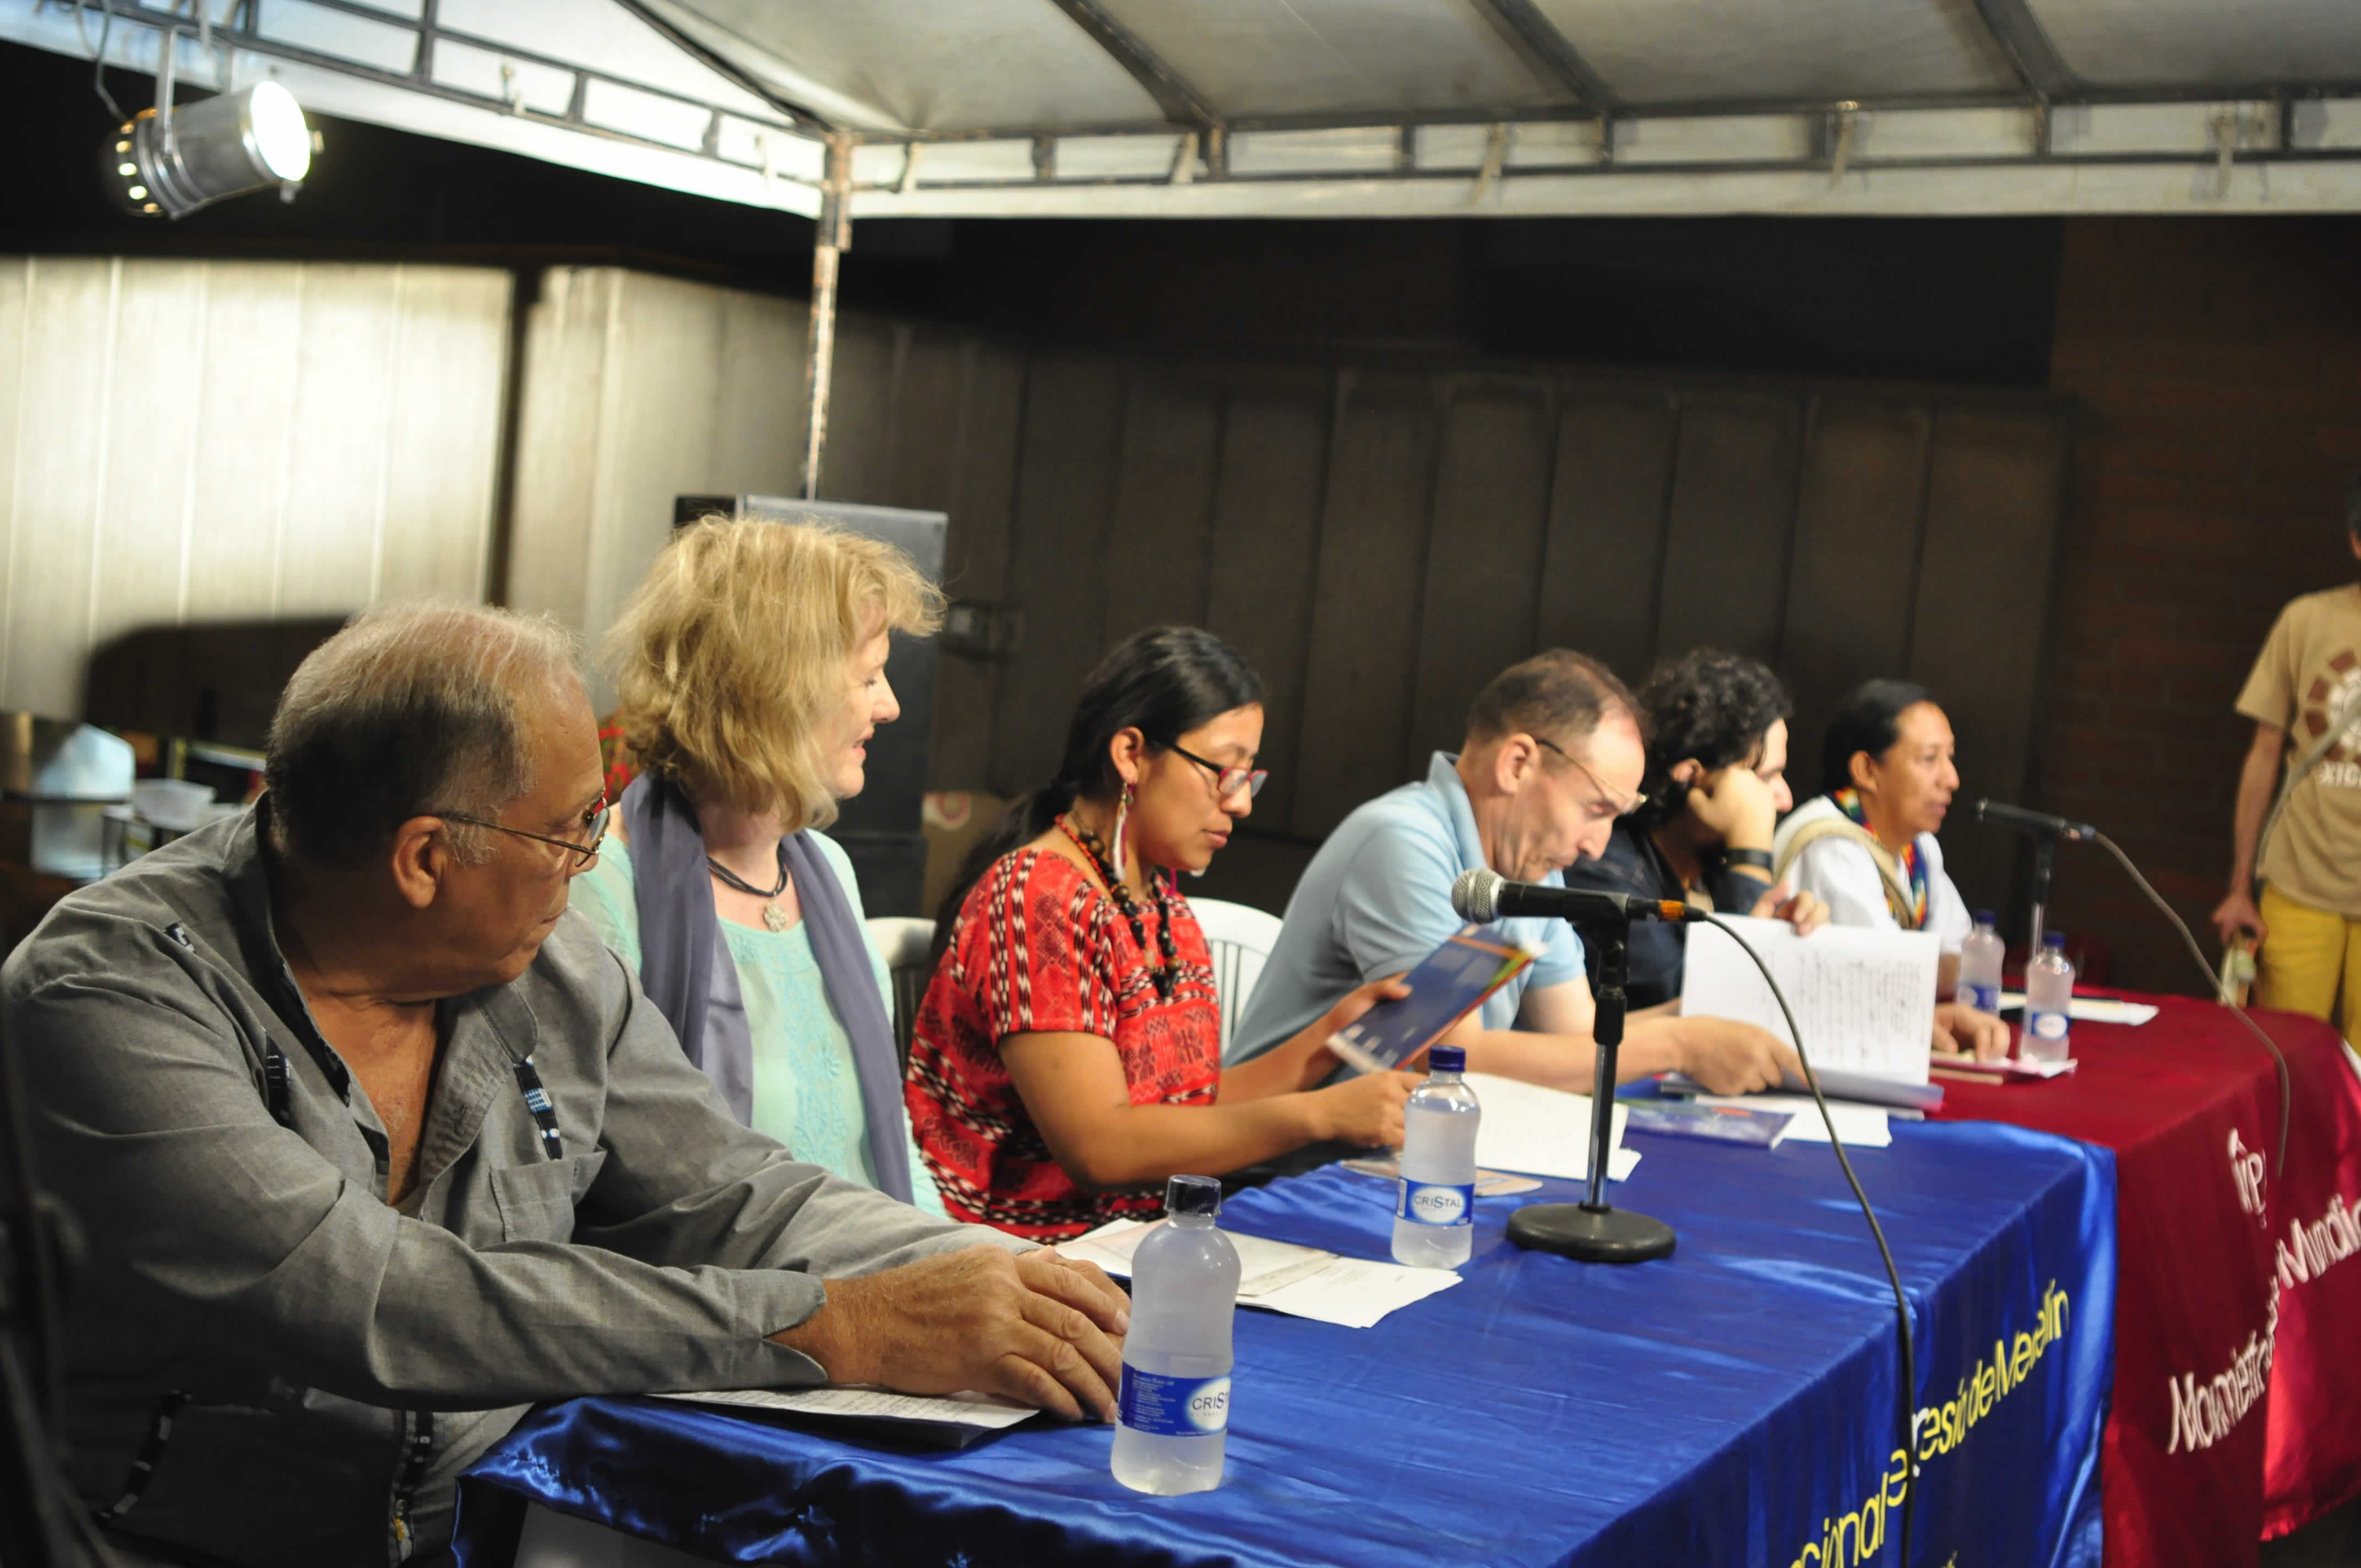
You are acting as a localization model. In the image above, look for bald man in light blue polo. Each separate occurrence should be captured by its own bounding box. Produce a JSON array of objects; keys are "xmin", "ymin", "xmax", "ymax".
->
[{"xmin": 1231, "ymin": 650, "xmax": 1797, "ymax": 1095}]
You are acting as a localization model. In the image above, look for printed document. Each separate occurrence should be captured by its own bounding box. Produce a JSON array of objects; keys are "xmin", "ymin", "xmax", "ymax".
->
[
  {"xmin": 1463, "ymin": 1072, "xmax": 1641, "ymax": 1183},
  {"xmin": 1062, "ymin": 1220, "xmax": 1460, "ymax": 1330},
  {"xmin": 657, "ymin": 1386, "xmax": 1035, "ymax": 1433},
  {"xmin": 1682, "ymin": 915, "xmax": 1936, "ymax": 1085}
]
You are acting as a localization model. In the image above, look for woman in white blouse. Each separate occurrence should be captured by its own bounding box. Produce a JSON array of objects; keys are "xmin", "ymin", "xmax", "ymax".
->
[{"xmin": 1772, "ymin": 678, "xmax": 2010, "ymax": 1060}]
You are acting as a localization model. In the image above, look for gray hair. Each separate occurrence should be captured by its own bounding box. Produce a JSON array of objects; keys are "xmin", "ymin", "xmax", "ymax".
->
[{"xmin": 264, "ymin": 603, "xmax": 583, "ymax": 869}]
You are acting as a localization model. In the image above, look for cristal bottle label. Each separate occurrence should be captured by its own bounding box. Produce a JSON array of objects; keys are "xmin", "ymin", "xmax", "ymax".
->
[
  {"xmin": 1397, "ymin": 1179, "xmax": 1475, "ymax": 1227},
  {"xmin": 1117, "ymin": 1366, "xmax": 1231, "ymax": 1436}
]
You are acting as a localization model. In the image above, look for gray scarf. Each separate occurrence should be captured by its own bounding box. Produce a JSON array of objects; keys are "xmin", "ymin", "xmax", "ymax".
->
[{"xmin": 619, "ymin": 773, "xmax": 914, "ymax": 1202}]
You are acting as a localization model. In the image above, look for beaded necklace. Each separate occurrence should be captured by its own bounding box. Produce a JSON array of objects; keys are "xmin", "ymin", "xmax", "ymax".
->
[{"xmin": 1057, "ymin": 811, "xmax": 1179, "ymax": 1003}]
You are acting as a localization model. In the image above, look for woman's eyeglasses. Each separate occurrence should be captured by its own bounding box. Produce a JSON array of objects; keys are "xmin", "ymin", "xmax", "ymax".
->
[
  {"xmin": 442, "ymin": 794, "xmax": 611, "ymax": 869},
  {"xmin": 1168, "ymin": 744, "xmax": 1268, "ymax": 803}
]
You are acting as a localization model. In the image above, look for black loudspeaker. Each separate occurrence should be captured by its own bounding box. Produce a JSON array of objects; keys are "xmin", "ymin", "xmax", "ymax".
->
[{"xmin": 678, "ymin": 497, "xmax": 946, "ymax": 918}]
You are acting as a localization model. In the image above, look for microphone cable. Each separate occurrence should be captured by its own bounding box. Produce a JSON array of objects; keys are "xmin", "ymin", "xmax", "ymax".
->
[
  {"xmin": 1696, "ymin": 912, "xmax": 1918, "ymax": 1568},
  {"xmin": 2091, "ymin": 830, "xmax": 2293, "ymax": 1174}
]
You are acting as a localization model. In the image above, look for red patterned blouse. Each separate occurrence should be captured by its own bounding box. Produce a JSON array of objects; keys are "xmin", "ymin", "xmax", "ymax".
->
[{"xmin": 904, "ymin": 847, "xmax": 1222, "ymax": 1240}]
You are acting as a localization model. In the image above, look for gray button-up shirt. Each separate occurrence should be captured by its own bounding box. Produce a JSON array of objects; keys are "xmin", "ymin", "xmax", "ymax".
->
[{"xmin": 4, "ymin": 809, "xmax": 1008, "ymax": 1567}]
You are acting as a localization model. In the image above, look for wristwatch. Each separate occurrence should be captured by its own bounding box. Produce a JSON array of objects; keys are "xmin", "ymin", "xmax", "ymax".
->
[{"xmin": 1722, "ymin": 847, "xmax": 1775, "ymax": 873}]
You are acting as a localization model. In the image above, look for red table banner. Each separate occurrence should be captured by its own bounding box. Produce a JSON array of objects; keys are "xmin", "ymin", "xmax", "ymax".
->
[{"xmin": 1933, "ymin": 998, "xmax": 2361, "ymax": 1567}]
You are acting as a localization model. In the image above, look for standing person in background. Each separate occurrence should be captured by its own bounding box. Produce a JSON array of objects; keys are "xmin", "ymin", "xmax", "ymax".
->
[
  {"xmin": 1774, "ymin": 679, "xmax": 2010, "ymax": 1060},
  {"xmin": 906, "ymin": 626, "xmax": 1415, "ymax": 1241},
  {"xmin": 1229, "ymin": 649, "xmax": 1802, "ymax": 1094},
  {"xmin": 2211, "ymin": 476, "xmax": 2361, "ymax": 1041},
  {"xmin": 575, "ymin": 516, "xmax": 949, "ymax": 1214},
  {"xmin": 1563, "ymin": 648, "xmax": 1826, "ymax": 1009}
]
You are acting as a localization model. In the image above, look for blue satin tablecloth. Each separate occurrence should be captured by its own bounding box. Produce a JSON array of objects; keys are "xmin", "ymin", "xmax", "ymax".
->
[{"xmin": 458, "ymin": 1119, "xmax": 2115, "ymax": 1567}]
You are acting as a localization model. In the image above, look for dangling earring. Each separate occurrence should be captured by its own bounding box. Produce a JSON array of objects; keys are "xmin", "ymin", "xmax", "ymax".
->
[{"xmin": 1111, "ymin": 782, "xmax": 1134, "ymax": 880}]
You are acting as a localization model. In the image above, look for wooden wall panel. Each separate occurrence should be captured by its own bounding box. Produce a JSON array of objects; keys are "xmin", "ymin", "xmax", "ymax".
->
[
  {"xmin": 1780, "ymin": 398, "xmax": 1931, "ymax": 791},
  {"xmin": 1655, "ymin": 393, "xmax": 1805, "ymax": 667},
  {"xmin": 1910, "ymin": 405, "xmax": 2070, "ymax": 910},
  {"xmin": 929, "ymin": 341, "xmax": 1026, "ymax": 789},
  {"xmin": 93, "ymin": 261, "xmax": 209, "ymax": 634},
  {"xmin": 378, "ymin": 268, "xmax": 513, "ymax": 602},
  {"xmin": 1203, "ymin": 380, "xmax": 1330, "ymax": 828},
  {"xmin": 0, "ymin": 263, "xmax": 25, "ymax": 694},
  {"xmin": 1101, "ymin": 371, "xmax": 1220, "ymax": 643},
  {"xmin": 1411, "ymin": 383, "xmax": 1555, "ymax": 759},
  {"xmin": 989, "ymin": 357, "xmax": 1127, "ymax": 794},
  {"xmin": 886, "ymin": 331, "xmax": 972, "ymax": 516},
  {"xmin": 1293, "ymin": 374, "xmax": 1438, "ymax": 837},
  {"xmin": 0, "ymin": 257, "xmax": 505, "ymax": 720},
  {"xmin": 3, "ymin": 258, "xmax": 113, "ymax": 716},
  {"xmin": 708, "ymin": 287, "xmax": 806, "ymax": 507},
  {"xmin": 1537, "ymin": 385, "xmax": 1677, "ymax": 683},
  {"xmin": 276, "ymin": 265, "xmax": 404, "ymax": 618},
  {"xmin": 817, "ymin": 315, "xmax": 901, "ymax": 507},
  {"xmin": 182, "ymin": 265, "xmax": 306, "ymax": 623}
]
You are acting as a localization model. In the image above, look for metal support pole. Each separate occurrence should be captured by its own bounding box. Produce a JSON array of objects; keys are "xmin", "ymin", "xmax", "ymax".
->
[{"xmin": 800, "ymin": 135, "xmax": 852, "ymax": 503}]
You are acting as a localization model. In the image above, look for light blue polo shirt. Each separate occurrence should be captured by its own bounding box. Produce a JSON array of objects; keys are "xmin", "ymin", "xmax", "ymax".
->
[{"xmin": 1228, "ymin": 752, "xmax": 1588, "ymax": 1065}]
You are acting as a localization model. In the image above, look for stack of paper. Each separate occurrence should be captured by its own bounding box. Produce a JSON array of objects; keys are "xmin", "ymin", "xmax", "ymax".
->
[
  {"xmin": 1462, "ymin": 1071, "xmax": 1641, "ymax": 1183},
  {"xmin": 655, "ymin": 1386, "xmax": 1035, "ymax": 1447},
  {"xmin": 1061, "ymin": 1219, "xmax": 1460, "ymax": 1329},
  {"xmin": 1997, "ymin": 993, "xmax": 2158, "ymax": 1026}
]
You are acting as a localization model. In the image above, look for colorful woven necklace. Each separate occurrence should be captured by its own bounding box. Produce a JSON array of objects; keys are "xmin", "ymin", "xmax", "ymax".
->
[
  {"xmin": 1058, "ymin": 811, "xmax": 1179, "ymax": 1003},
  {"xmin": 1832, "ymin": 787, "xmax": 1929, "ymax": 930}
]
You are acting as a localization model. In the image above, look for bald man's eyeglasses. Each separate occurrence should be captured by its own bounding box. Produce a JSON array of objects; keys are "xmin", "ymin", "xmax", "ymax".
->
[
  {"xmin": 443, "ymin": 795, "xmax": 610, "ymax": 869},
  {"xmin": 1534, "ymin": 737, "xmax": 1646, "ymax": 817}
]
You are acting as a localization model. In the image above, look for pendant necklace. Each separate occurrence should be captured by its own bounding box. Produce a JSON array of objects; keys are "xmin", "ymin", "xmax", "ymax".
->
[{"xmin": 708, "ymin": 841, "xmax": 793, "ymax": 931}]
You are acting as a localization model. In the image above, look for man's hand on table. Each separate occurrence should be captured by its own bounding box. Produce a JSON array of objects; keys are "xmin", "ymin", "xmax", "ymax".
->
[
  {"xmin": 772, "ymin": 1246, "xmax": 1131, "ymax": 1422},
  {"xmin": 1933, "ymin": 1001, "xmax": 2010, "ymax": 1062},
  {"xmin": 1675, "ymin": 1016, "xmax": 1804, "ymax": 1095}
]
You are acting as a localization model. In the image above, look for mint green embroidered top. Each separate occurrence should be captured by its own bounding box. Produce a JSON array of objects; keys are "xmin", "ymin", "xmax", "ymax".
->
[{"xmin": 572, "ymin": 834, "xmax": 948, "ymax": 1219}]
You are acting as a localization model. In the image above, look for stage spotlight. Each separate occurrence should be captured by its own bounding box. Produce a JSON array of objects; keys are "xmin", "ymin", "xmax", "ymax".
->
[{"xmin": 102, "ymin": 81, "xmax": 313, "ymax": 219}]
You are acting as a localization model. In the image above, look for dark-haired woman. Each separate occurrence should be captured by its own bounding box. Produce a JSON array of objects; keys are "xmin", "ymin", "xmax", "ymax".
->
[
  {"xmin": 905, "ymin": 626, "xmax": 1415, "ymax": 1241},
  {"xmin": 1562, "ymin": 649, "xmax": 1825, "ymax": 1009},
  {"xmin": 1773, "ymin": 678, "xmax": 2009, "ymax": 1060}
]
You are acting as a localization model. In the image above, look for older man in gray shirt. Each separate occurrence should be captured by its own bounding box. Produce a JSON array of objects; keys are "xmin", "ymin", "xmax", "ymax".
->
[{"xmin": 5, "ymin": 604, "xmax": 1127, "ymax": 1568}]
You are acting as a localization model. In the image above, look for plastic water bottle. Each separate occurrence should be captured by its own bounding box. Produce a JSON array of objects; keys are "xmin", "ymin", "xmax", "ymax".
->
[
  {"xmin": 1959, "ymin": 911, "xmax": 2005, "ymax": 1015},
  {"xmin": 2022, "ymin": 933, "xmax": 2075, "ymax": 1064},
  {"xmin": 1111, "ymin": 1174, "xmax": 1241, "ymax": 1496},
  {"xmin": 1392, "ymin": 1045, "xmax": 1482, "ymax": 1269}
]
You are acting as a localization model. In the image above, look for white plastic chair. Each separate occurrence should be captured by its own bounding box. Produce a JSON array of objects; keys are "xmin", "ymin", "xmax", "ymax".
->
[
  {"xmin": 863, "ymin": 916, "xmax": 938, "ymax": 1069},
  {"xmin": 1188, "ymin": 897, "xmax": 1285, "ymax": 1063}
]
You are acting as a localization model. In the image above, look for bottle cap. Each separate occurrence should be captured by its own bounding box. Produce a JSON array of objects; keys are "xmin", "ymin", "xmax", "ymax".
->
[
  {"xmin": 1428, "ymin": 1044, "xmax": 1467, "ymax": 1074},
  {"xmin": 2044, "ymin": 932, "xmax": 2066, "ymax": 949},
  {"xmin": 1164, "ymin": 1173, "xmax": 1222, "ymax": 1218},
  {"xmin": 1975, "ymin": 910, "xmax": 1996, "ymax": 926}
]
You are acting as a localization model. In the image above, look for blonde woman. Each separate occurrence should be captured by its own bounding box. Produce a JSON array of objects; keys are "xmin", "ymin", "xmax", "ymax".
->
[{"xmin": 573, "ymin": 516, "xmax": 950, "ymax": 1214}]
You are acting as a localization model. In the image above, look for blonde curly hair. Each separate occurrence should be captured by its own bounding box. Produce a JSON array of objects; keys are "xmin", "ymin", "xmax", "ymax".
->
[{"xmin": 606, "ymin": 516, "xmax": 943, "ymax": 831}]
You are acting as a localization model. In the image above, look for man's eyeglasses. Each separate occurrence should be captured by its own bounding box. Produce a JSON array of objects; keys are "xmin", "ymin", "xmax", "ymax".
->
[
  {"xmin": 443, "ymin": 794, "xmax": 611, "ymax": 869},
  {"xmin": 1169, "ymin": 744, "xmax": 1268, "ymax": 803},
  {"xmin": 1533, "ymin": 737, "xmax": 1647, "ymax": 817}
]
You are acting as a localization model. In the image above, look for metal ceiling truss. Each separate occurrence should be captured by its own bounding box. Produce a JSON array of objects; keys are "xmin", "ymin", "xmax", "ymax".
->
[
  {"xmin": 19, "ymin": 0, "xmax": 824, "ymax": 188},
  {"xmin": 10, "ymin": 0, "xmax": 2361, "ymax": 217}
]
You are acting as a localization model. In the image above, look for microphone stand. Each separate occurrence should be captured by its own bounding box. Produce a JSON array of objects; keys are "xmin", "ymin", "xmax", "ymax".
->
[
  {"xmin": 2026, "ymin": 830, "xmax": 2057, "ymax": 956},
  {"xmin": 1504, "ymin": 916, "xmax": 1677, "ymax": 1263}
]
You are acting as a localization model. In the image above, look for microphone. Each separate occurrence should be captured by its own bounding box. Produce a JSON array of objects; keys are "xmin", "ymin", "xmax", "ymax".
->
[
  {"xmin": 1451, "ymin": 867, "xmax": 1694, "ymax": 925},
  {"xmin": 1973, "ymin": 799, "xmax": 2097, "ymax": 842}
]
